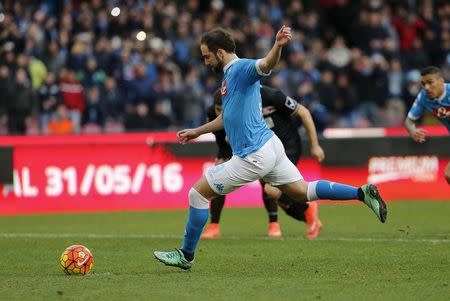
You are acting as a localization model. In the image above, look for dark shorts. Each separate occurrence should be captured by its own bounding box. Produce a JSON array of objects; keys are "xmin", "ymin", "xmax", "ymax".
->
[
  {"xmin": 216, "ymin": 150, "xmax": 232, "ymax": 161},
  {"xmin": 285, "ymin": 149, "xmax": 301, "ymax": 166}
]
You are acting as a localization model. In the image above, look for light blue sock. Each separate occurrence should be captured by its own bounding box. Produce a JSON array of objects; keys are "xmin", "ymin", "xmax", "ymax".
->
[
  {"xmin": 180, "ymin": 188, "xmax": 210, "ymax": 259},
  {"xmin": 310, "ymin": 180, "xmax": 358, "ymax": 200},
  {"xmin": 181, "ymin": 206, "xmax": 209, "ymax": 257}
]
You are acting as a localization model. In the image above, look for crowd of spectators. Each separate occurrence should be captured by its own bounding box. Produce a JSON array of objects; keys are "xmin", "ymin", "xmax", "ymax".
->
[{"xmin": 0, "ymin": 0, "xmax": 449, "ymax": 135}]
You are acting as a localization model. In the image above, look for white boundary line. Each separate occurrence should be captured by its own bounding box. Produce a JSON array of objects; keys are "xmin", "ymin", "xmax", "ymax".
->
[{"xmin": 0, "ymin": 232, "xmax": 449, "ymax": 243}]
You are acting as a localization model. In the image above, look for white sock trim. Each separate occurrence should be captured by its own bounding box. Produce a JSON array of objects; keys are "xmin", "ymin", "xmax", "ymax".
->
[
  {"xmin": 189, "ymin": 188, "xmax": 209, "ymax": 209},
  {"xmin": 307, "ymin": 181, "xmax": 319, "ymax": 201}
]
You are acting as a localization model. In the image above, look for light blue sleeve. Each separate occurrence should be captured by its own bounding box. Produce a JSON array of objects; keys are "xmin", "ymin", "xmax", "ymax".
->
[
  {"xmin": 407, "ymin": 91, "xmax": 425, "ymax": 120},
  {"xmin": 237, "ymin": 59, "xmax": 271, "ymax": 84}
]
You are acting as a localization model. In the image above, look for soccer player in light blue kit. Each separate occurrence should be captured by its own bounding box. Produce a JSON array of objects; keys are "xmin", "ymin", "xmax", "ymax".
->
[
  {"xmin": 154, "ymin": 26, "xmax": 387, "ymax": 270},
  {"xmin": 405, "ymin": 66, "xmax": 450, "ymax": 185}
]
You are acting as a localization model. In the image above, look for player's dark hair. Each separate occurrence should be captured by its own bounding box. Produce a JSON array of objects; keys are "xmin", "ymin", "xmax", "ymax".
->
[
  {"xmin": 201, "ymin": 28, "xmax": 236, "ymax": 54},
  {"xmin": 213, "ymin": 89, "xmax": 222, "ymax": 106},
  {"xmin": 421, "ymin": 66, "xmax": 443, "ymax": 77}
]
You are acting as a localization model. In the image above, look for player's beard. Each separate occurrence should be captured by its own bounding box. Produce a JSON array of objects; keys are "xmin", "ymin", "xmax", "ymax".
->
[
  {"xmin": 212, "ymin": 54, "xmax": 224, "ymax": 73},
  {"xmin": 426, "ymin": 89, "xmax": 438, "ymax": 99},
  {"xmin": 426, "ymin": 91, "xmax": 435, "ymax": 98}
]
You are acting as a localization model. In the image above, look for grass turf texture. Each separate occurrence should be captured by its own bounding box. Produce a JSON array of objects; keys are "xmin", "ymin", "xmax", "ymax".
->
[{"xmin": 0, "ymin": 201, "xmax": 449, "ymax": 301}]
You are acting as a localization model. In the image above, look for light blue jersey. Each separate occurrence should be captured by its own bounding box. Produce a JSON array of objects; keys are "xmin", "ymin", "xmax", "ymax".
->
[
  {"xmin": 220, "ymin": 58, "xmax": 274, "ymax": 157},
  {"xmin": 407, "ymin": 83, "xmax": 450, "ymax": 132}
]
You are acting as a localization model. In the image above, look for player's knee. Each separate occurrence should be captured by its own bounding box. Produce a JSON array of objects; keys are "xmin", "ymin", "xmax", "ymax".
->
[
  {"xmin": 262, "ymin": 192, "xmax": 274, "ymax": 203},
  {"xmin": 295, "ymin": 181, "xmax": 309, "ymax": 199},
  {"xmin": 281, "ymin": 181, "xmax": 308, "ymax": 203},
  {"xmin": 189, "ymin": 188, "xmax": 209, "ymax": 209},
  {"xmin": 306, "ymin": 180, "xmax": 319, "ymax": 201},
  {"xmin": 276, "ymin": 192, "xmax": 293, "ymax": 208},
  {"xmin": 282, "ymin": 202, "xmax": 306, "ymax": 222},
  {"xmin": 264, "ymin": 183, "xmax": 282, "ymax": 200}
]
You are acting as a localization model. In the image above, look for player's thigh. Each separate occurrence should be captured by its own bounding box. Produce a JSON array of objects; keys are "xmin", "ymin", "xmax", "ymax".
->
[
  {"xmin": 191, "ymin": 158, "xmax": 232, "ymax": 200},
  {"xmin": 205, "ymin": 155, "xmax": 265, "ymax": 195},
  {"xmin": 193, "ymin": 175, "xmax": 221, "ymax": 200},
  {"xmin": 263, "ymin": 138, "xmax": 303, "ymax": 187},
  {"xmin": 260, "ymin": 150, "xmax": 300, "ymax": 198}
]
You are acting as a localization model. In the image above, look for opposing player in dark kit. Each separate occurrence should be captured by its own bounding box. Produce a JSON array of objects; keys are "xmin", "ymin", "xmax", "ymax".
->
[{"xmin": 202, "ymin": 85, "xmax": 325, "ymax": 239}]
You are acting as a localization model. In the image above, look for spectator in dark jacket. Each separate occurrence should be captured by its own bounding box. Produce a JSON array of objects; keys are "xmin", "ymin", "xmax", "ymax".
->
[
  {"xmin": 150, "ymin": 100, "xmax": 172, "ymax": 131},
  {"xmin": 8, "ymin": 68, "xmax": 35, "ymax": 134},
  {"xmin": 0, "ymin": 65, "xmax": 13, "ymax": 134},
  {"xmin": 38, "ymin": 72, "xmax": 60, "ymax": 132},
  {"xmin": 82, "ymin": 86, "xmax": 105, "ymax": 128},
  {"xmin": 124, "ymin": 102, "xmax": 155, "ymax": 132},
  {"xmin": 0, "ymin": 65, "xmax": 13, "ymax": 119},
  {"xmin": 101, "ymin": 77, "xmax": 124, "ymax": 122}
]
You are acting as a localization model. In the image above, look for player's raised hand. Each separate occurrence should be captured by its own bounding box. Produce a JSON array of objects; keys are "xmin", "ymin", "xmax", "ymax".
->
[
  {"xmin": 311, "ymin": 144, "xmax": 325, "ymax": 162},
  {"xmin": 177, "ymin": 128, "xmax": 200, "ymax": 144},
  {"xmin": 275, "ymin": 25, "xmax": 292, "ymax": 47},
  {"xmin": 410, "ymin": 128, "xmax": 427, "ymax": 143}
]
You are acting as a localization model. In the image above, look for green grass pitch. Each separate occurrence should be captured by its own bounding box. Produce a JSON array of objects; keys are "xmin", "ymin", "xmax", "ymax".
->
[{"xmin": 0, "ymin": 201, "xmax": 449, "ymax": 300}]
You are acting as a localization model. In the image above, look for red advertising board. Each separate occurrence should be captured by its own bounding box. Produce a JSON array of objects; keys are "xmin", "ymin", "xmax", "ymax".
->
[
  {"xmin": 0, "ymin": 133, "xmax": 272, "ymax": 214},
  {"xmin": 0, "ymin": 132, "xmax": 448, "ymax": 215},
  {"xmin": 320, "ymin": 157, "xmax": 449, "ymax": 202}
]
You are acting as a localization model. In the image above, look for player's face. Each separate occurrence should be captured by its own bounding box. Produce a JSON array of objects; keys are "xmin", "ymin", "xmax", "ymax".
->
[
  {"xmin": 201, "ymin": 44, "xmax": 224, "ymax": 73},
  {"xmin": 421, "ymin": 74, "xmax": 445, "ymax": 99},
  {"xmin": 214, "ymin": 104, "xmax": 222, "ymax": 116}
]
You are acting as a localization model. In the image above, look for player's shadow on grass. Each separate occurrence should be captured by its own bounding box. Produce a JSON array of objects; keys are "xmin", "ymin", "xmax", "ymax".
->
[{"xmin": 153, "ymin": 268, "xmax": 192, "ymax": 275}]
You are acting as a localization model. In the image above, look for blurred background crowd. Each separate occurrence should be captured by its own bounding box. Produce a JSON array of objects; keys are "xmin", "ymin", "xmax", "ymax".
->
[{"xmin": 0, "ymin": 0, "xmax": 449, "ymax": 135}]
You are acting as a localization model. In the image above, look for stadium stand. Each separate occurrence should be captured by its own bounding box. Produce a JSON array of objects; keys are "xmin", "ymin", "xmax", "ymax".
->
[{"xmin": 0, "ymin": 0, "xmax": 448, "ymax": 135}]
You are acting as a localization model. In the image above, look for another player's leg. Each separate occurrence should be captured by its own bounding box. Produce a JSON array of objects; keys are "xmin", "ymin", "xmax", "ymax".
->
[
  {"xmin": 277, "ymin": 193, "xmax": 307, "ymax": 222},
  {"xmin": 279, "ymin": 194, "xmax": 322, "ymax": 239},
  {"xmin": 276, "ymin": 153, "xmax": 309, "ymax": 223},
  {"xmin": 265, "ymin": 184, "xmax": 322, "ymax": 238},
  {"xmin": 260, "ymin": 180, "xmax": 282, "ymax": 237},
  {"xmin": 201, "ymin": 195, "xmax": 224, "ymax": 239},
  {"xmin": 264, "ymin": 193, "xmax": 282, "ymax": 237},
  {"xmin": 445, "ymin": 161, "xmax": 450, "ymax": 185},
  {"xmin": 303, "ymin": 201, "xmax": 322, "ymax": 239},
  {"xmin": 202, "ymin": 157, "xmax": 229, "ymax": 239},
  {"xmin": 154, "ymin": 176, "xmax": 216, "ymax": 270},
  {"xmin": 268, "ymin": 135, "xmax": 387, "ymax": 222}
]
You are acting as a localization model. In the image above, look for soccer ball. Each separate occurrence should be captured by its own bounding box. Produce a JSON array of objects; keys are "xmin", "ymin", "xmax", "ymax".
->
[{"xmin": 60, "ymin": 244, "xmax": 94, "ymax": 275}]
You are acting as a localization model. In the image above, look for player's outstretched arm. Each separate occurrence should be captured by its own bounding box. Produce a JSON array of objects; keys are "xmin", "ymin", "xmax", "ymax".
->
[
  {"xmin": 296, "ymin": 104, "xmax": 325, "ymax": 162},
  {"xmin": 404, "ymin": 117, "xmax": 427, "ymax": 143},
  {"xmin": 177, "ymin": 114, "xmax": 224, "ymax": 144},
  {"xmin": 257, "ymin": 25, "xmax": 292, "ymax": 74}
]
